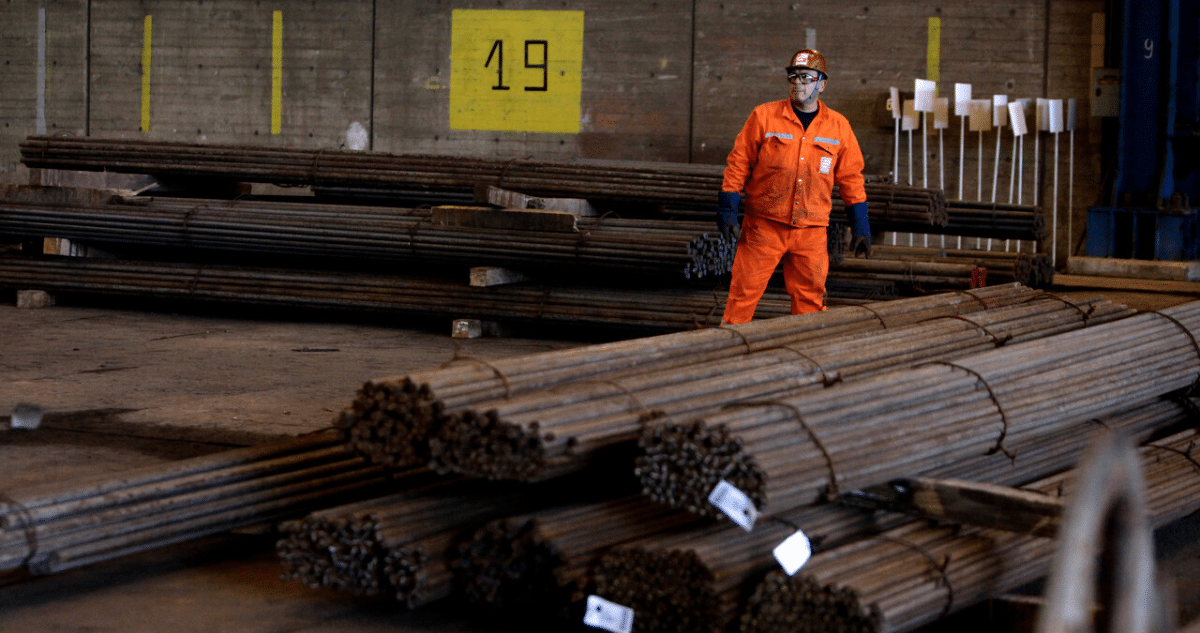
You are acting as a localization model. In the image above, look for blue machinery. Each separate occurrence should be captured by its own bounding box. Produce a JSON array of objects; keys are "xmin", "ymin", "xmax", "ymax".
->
[{"xmin": 1087, "ymin": 0, "xmax": 1200, "ymax": 260}]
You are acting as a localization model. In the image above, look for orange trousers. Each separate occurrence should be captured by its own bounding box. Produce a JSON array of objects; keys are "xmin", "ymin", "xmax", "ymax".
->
[{"xmin": 722, "ymin": 214, "xmax": 828, "ymax": 324}]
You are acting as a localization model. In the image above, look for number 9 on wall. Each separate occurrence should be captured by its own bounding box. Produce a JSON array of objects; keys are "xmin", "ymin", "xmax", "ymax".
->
[{"xmin": 450, "ymin": 10, "xmax": 584, "ymax": 134}]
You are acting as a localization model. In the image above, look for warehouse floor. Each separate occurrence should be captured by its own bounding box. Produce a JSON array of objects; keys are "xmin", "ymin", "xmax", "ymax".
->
[{"xmin": 2, "ymin": 290, "xmax": 1200, "ymax": 633}]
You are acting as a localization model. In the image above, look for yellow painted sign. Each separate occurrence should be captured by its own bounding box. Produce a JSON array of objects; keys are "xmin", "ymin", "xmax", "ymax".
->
[
  {"xmin": 141, "ymin": 15, "xmax": 152, "ymax": 132},
  {"xmin": 927, "ymin": 17, "xmax": 940, "ymax": 86},
  {"xmin": 450, "ymin": 10, "xmax": 584, "ymax": 134},
  {"xmin": 272, "ymin": 11, "xmax": 283, "ymax": 135}
]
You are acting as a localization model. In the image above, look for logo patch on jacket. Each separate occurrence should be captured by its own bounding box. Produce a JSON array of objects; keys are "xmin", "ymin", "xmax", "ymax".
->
[{"xmin": 820, "ymin": 156, "xmax": 833, "ymax": 174}]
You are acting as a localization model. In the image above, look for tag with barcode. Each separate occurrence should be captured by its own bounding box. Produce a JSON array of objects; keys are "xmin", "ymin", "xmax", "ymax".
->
[
  {"xmin": 773, "ymin": 529, "xmax": 812, "ymax": 575},
  {"xmin": 583, "ymin": 595, "xmax": 634, "ymax": 633},
  {"xmin": 708, "ymin": 479, "xmax": 758, "ymax": 531}
]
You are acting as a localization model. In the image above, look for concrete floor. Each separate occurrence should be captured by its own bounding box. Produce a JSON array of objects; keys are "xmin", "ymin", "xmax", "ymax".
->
[
  {"xmin": 2, "ymin": 295, "xmax": 1199, "ymax": 632},
  {"xmin": 0, "ymin": 300, "xmax": 590, "ymax": 633}
]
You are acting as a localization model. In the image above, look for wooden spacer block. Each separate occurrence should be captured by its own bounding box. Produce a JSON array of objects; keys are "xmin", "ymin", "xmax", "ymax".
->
[
  {"xmin": 452, "ymin": 319, "xmax": 483, "ymax": 339},
  {"xmin": 1067, "ymin": 256, "xmax": 1200, "ymax": 282},
  {"xmin": 470, "ymin": 267, "xmax": 531, "ymax": 287},
  {"xmin": 485, "ymin": 185, "xmax": 537, "ymax": 209},
  {"xmin": 432, "ymin": 205, "xmax": 578, "ymax": 233},
  {"xmin": 44, "ymin": 237, "xmax": 89, "ymax": 257},
  {"xmin": 451, "ymin": 319, "xmax": 508, "ymax": 338},
  {"xmin": 17, "ymin": 290, "xmax": 55, "ymax": 309},
  {"xmin": 486, "ymin": 185, "xmax": 599, "ymax": 217}
]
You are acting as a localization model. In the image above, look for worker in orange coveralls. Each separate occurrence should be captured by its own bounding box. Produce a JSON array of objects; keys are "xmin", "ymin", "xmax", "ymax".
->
[{"xmin": 718, "ymin": 49, "xmax": 872, "ymax": 324}]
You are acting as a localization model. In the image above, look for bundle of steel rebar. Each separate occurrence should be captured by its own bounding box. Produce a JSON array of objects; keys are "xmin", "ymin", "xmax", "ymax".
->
[
  {"xmin": 832, "ymin": 184, "xmax": 949, "ymax": 229},
  {"xmin": 582, "ymin": 502, "xmax": 890, "ymax": 633},
  {"xmin": 20, "ymin": 138, "xmax": 944, "ymax": 222},
  {"xmin": 830, "ymin": 258, "xmax": 982, "ymax": 293},
  {"xmin": 1012, "ymin": 250, "xmax": 1055, "ymax": 289},
  {"xmin": 450, "ymin": 495, "xmax": 702, "ymax": 617},
  {"xmin": 634, "ymin": 293, "xmax": 1133, "ymax": 515},
  {"xmin": 339, "ymin": 285, "xmax": 1042, "ymax": 471},
  {"xmin": 20, "ymin": 136, "xmax": 727, "ymax": 205},
  {"xmin": 0, "ymin": 255, "xmax": 791, "ymax": 334},
  {"xmin": 868, "ymin": 244, "xmax": 1054, "ymax": 289},
  {"xmin": 667, "ymin": 181, "xmax": 945, "ymax": 233},
  {"xmin": 0, "ymin": 430, "xmax": 411, "ymax": 576},
  {"xmin": 738, "ymin": 425, "xmax": 1200, "ymax": 633},
  {"xmin": 940, "ymin": 200, "xmax": 1045, "ymax": 241},
  {"xmin": 277, "ymin": 479, "xmax": 564, "ymax": 607},
  {"xmin": 0, "ymin": 189, "xmax": 736, "ymax": 280},
  {"xmin": 582, "ymin": 398, "xmax": 1194, "ymax": 633},
  {"xmin": 427, "ymin": 292, "xmax": 1131, "ymax": 484},
  {"xmin": 823, "ymin": 274, "xmax": 900, "ymax": 304},
  {"xmin": 636, "ymin": 299, "xmax": 1200, "ymax": 522}
]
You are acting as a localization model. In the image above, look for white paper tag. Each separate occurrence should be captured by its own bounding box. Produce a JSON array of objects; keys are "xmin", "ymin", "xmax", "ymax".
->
[
  {"xmin": 708, "ymin": 480, "xmax": 758, "ymax": 531},
  {"xmin": 914, "ymin": 78, "xmax": 936, "ymax": 112},
  {"xmin": 889, "ymin": 86, "xmax": 900, "ymax": 119},
  {"xmin": 773, "ymin": 529, "xmax": 813, "ymax": 575},
  {"xmin": 954, "ymin": 83, "xmax": 972, "ymax": 116},
  {"xmin": 583, "ymin": 595, "xmax": 634, "ymax": 633},
  {"xmin": 1049, "ymin": 99, "xmax": 1064, "ymax": 134},
  {"xmin": 1008, "ymin": 101, "xmax": 1028, "ymax": 136}
]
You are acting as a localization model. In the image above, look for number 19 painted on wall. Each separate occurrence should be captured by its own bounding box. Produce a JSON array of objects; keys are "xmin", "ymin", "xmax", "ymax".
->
[
  {"xmin": 450, "ymin": 10, "xmax": 583, "ymax": 133},
  {"xmin": 484, "ymin": 39, "xmax": 549, "ymax": 92}
]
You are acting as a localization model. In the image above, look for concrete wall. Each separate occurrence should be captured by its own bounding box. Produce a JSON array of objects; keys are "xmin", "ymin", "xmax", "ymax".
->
[
  {"xmin": 1, "ymin": 2, "xmax": 89, "ymax": 167},
  {"xmin": 0, "ymin": 0, "xmax": 1106, "ymax": 256}
]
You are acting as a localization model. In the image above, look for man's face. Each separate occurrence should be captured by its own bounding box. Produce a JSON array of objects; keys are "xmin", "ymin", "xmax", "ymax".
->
[{"xmin": 787, "ymin": 68, "xmax": 826, "ymax": 110}]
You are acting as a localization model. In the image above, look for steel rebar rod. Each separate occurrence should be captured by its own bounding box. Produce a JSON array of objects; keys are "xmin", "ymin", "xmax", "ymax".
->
[
  {"xmin": 0, "ymin": 431, "xmax": 431, "ymax": 575},
  {"xmin": 739, "ymin": 426, "xmax": 1200, "ymax": 633},
  {"xmin": 336, "ymin": 285, "xmax": 1041, "ymax": 472},
  {"xmin": 639, "ymin": 301, "xmax": 1200, "ymax": 525},
  {"xmin": 426, "ymin": 292, "xmax": 1130, "ymax": 484}
]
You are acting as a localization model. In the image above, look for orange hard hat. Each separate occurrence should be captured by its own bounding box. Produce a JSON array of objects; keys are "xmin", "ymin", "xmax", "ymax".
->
[{"xmin": 786, "ymin": 49, "xmax": 827, "ymax": 77}]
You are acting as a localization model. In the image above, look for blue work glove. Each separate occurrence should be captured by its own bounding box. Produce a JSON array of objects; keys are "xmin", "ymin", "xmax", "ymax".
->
[
  {"xmin": 845, "ymin": 201, "xmax": 872, "ymax": 258},
  {"xmin": 717, "ymin": 191, "xmax": 741, "ymax": 240}
]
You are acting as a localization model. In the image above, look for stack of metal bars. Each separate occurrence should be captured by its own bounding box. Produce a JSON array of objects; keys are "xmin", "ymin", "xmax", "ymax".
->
[{"xmin": 337, "ymin": 285, "xmax": 1042, "ymax": 472}]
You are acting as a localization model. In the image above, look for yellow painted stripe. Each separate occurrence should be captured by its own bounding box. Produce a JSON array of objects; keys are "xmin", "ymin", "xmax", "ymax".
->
[
  {"xmin": 141, "ymin": 15, "xmax": 152, "ymax": 132},
  {"xmin": 927, "ymin": 17, "xmax": 941, "ymax": 87},
  {"xmin": 271, "ymin": 10, "xmax": 283, "ymax": 135}
]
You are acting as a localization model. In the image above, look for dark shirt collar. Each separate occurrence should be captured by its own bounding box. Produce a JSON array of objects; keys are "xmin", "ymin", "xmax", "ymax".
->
[{"xmin": 792, "ymin": 102, "xmax": 820, "ymax": 130}]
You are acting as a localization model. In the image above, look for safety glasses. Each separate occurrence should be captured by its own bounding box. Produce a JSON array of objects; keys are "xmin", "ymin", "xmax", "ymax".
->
[{"xmin": 786, "ymin": 71, "xmax": 822, "ymax": 84}]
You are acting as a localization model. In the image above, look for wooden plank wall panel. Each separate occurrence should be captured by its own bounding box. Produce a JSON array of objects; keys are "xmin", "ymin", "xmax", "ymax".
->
[
  {"xmin": 373, "ymin": 0, "xmax": 693, "ymax": 162},
  {"xmin": 89, "ymin": 1, "xmax": 372, "ymax": 147},
  {"xmin": 0, "ymin": 3, "xmax": 42, "ymax": 183},
  {"xmin": 371, "ymin": 0, "xmax": 451, "ymax": 155},
  {"xmin": 0, "ymin": 1, "xmax": 88, "ymax": 182},
  {"xmin": 574, "ymin": 1, "xmax": 693, "ymax": 162},
  {"xmin": 86, "ymin": 2, "xmax": 147, "ymax": 138}
]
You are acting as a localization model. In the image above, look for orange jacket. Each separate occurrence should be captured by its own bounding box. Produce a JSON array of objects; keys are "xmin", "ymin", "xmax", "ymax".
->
[{"xmin": 722, "ymin": 99, "xmax": 867, "ymax": 228}]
